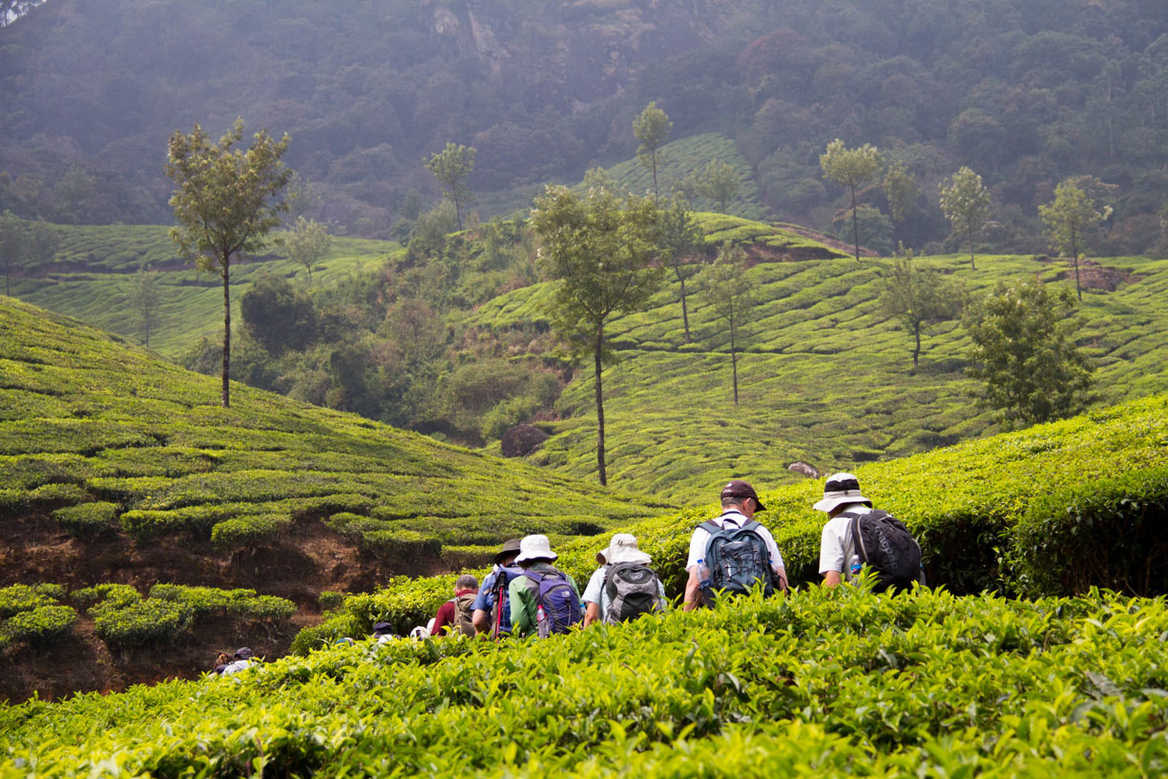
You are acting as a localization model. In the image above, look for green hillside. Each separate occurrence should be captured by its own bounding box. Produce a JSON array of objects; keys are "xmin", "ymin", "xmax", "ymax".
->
[
  {"xmin": 0, "ymin": 296, "xmax": 665, "ymax": 697},
  {"xmin": 6, "ymin": 224, "xmax": 396, "ymax": 358},
  {"xmin": 472, "ymin": 252, "xmax": 1168, "ymax": 503}
]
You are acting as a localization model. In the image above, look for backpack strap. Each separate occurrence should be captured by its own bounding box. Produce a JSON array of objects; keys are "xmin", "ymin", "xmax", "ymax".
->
[{"xmin": 698, "ymin": 520, "xmax": 722, "ymax": 534}]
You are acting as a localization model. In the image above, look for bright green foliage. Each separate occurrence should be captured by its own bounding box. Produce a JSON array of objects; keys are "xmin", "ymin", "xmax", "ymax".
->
[
  {"xmin": 0, "ymin": 584, "xmax": 60, "ymax": 619},
  {"xmin": 166, "ymin": 118, "xmax": 293, "ymax": 407},
  {"xmin": 657, "ymin": 195, "xmax": 705, "ymax": 342},
  {"xmin": 531, "ymin": 184, "xmax": 665, "ymax": 486},
  {"xmin": 0, "ymin": 211, "xmax": 58, "ymax": 297},
  {"xmin": 964, "ymin": 279, "xmax": 1093, "ymax": 426},
  {"xmin": 0, "ymin": 605, "xmax": 77, "ymax": 650},
  {"xmin": 1039, "ymin": 178, "xmax": 1112, "ymax": 301},
  {"xmin": 51, "ymin": 501, "xmax": 119, "ymax": 538},
  {"xmin": 632, "ymin": 101, "xmax": 671, "ymax": 198},
  {"xmin": 209, "ymin": 513, "xmax": 292, "ymax": 547},
  {"xmin": 131, "ymin": 266, "xmax": 161, "ymax": 348},
  {"xmin": 425, "ymin": 142, "xmax": 476, "ymax": 230},
  {"xmin": 7, "ymin": 588, "xmax": 1168, "ymax": 775},
  {"xmin": 90, "ymin": 597, "xmax": 191, "ymax": 647},
  {"xmin": 284, "ymin": 216, "xmax": 331, "ymax": 282},
  {"xmin": 819, "ymin": 138, "xmax": 882, "ymax": 262},
  {"xmin": 939, "ymin": 166, "xmax": 992, "ymax": 270},
  {"xmin": 698, "ymin": 243, "xmax": 754, "ymax": 406},
  {"xmin": 879, "ymin": 250, "xmax": 964, "ymax": 371},
  {"xmin": 148, "ymin": 584, "xmax": 296, "ymax": 621}
]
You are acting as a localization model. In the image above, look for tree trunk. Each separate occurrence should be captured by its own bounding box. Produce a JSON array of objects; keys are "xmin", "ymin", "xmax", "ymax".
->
[
  {"xmin": 594, "ymin": 325, "xmax": 606, "ymax": 486},
  {"xmin": 730, "ymin": 318, "xmax": 739, "ymax": 406},
  {"xmin": 678, "ymin": 274, "xmax": 691, "ymax": 342},
  {"xmin": 849, "ymin": 183, "xmax": 860, "ymax": 262},
  {"xmin": 651, "ymin": 156, "xmax": 659, "ymax": 200},
  {"xmin": 912, "ymin": 321, "xmax": 921, "ymax": 371},
  {"xmin": 968, "ymin": 226, "xmax": 976, "ymax": 270},
  {"xmin": 1071, "ymin": 228, "xmax": 1082, "ymax": 301},
  {"xmin": 221, "ymin": 257, "xmax": 231, "ymax": 408}
]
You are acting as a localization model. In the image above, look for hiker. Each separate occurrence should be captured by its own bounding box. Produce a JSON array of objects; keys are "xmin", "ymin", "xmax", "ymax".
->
[
  {"xmin": 212, "ymin": 651, "xmax": 231, "ymax": 674},
  {"xmin": 431, "ymin": 575, "xmax": 479, "ymax": 637},
  {"xmin": 582, "ymin": 533, "xmax": 666, "ymax": 626},
  {"xmin": 814, "ymin": 472, "xmax": 923, "ymax": 592},
  {"xmin": 472, "ymin": 538, "xmax": 523, "ymax": 638},
  {"xmin": 372, "ymin": 621, "xmax": 396, "ymax": 643},
  {"xmin": 218, "ymin": 647, "xmax": 256, "ymax": 675},
  {"xmin": 508, "ymin": 534, "xmax": 583, "ymax": 637},
  {"xmin": 683, "ymin": 480, "xmax": 788, "ymax": 610}
]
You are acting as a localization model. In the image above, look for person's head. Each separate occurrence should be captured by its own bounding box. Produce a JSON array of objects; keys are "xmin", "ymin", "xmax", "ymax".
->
[
  {"xmin": 514, "ymin": 534, "xmax": 557, "ymax": 567},
  {"xmin": 493, "ymin": 537, "xmax": 522, "ymax": 567},
  {"xmin": 455, "ymin": 573, "xmax": 479, "ymax": 593},
  {"xmin": 234, "ymin": 647, "xmax": 253, "ymax": 661},
  {"xmin": 720, "ymin": 480, "xmax": 766, "ymax": 517},
  {"xmin": 372, "ymin": 621, "xmax": 393, "ymax": 637},
  {"xmin": 813, "ymin": 472, "xmax": 872, "ymax": 518},
  {"xmin": 596, "ymin": 533, "xmax": 652, "ymax": 566},
  {"xmin": 215, "ymin": 652, "xmax": 230, "ymax": 666}
]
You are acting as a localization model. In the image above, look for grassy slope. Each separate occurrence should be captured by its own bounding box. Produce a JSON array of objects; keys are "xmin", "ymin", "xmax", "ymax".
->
[
  {"xmin": 8, "ymin": 224, "xmax": 396, "ymax": 358},
  {"xmin": 472, "ymin": 252, "xmax": 1168, "ymax": 504},
  {"xmin": 0, "ymin": 295, "xmax": 666, "ymax": 566}
]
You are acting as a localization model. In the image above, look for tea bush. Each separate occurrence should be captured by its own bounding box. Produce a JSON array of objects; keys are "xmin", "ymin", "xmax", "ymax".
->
[
  {"xmin": 209, "ymin": 513, "xmax": 292, "ymax": 547},
  {"xmin": 50, "ymin": 500, "xmax": 119, "ymax": 537},
  {"xmin": 5, "ymin": 586, "xmax": 1168, "ymax": 775},
  {"xmin": 0, "ymin": 605, "xmax": 77, "ymax": 650}
]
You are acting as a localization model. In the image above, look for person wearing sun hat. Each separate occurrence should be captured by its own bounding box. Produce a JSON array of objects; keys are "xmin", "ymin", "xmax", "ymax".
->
[
  {"xmin": 814, "ymin": 472, "xmax": 874, "ymax": 587},
  {"xmin": 582, "ymin": 533, "xmax": 667, "ymax": 626},
  {"xmin": 507, "ymin": 534, "xmax": 582, "ymax": 637},
  {"xmin": 472, "ymin": 538, "xmax": 523, "ymax": 637}
]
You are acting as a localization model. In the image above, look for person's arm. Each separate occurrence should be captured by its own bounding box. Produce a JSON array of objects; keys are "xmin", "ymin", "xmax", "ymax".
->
[
  {"xmin": 580, "ymin": 568, "xmax": 605, "ymax": 627},
  {"xmin": 774, "ymin": 565, "xmax": 789, "ymax": 592},
  {"xmin": 432, "ymin": 600, "xmax": 454, "ymax": 635},
  {"xmin": 584, "ymin": 602, "xmax": 601, "ymax": 626},
  {"xmin": 822, "ymin": 570, "xmax": 842, "ymax": 588},
  {"xmin": 472, "ymin": 609, "xmax": 490, "ymax": 635},
  {"xmin": 819, "ymin": 520, "xmax": 845, "ymax": 588},
  {"xmin": 683, "ymin": 566, "xmax": 702, "ymax": 611}
]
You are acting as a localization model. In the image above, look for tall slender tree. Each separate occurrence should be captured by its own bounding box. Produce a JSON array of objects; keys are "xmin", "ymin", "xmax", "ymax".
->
[
  {"xmin": 658, "ymin": 195, "xmax": 704, "ymax": 343},
  {"xmin": 425, "ymin": 142, "xmax": 476, "ymax": 230},
  {"xmin": 633, "ymin": 101, "xmax": 671, "ymax": 199},
  {"xmin": 820, "ymin": 139, "xmax": 881, "ymax": 262},
  {"xmin": 285, "ymin": 216, "xmax": 331, "ymax": 283},
  {"xmin": 879, "ymin": 249, "xmax": 964, "ymax": 371},
  {"xmin": 939, "ymin": 166, "xmax": 992, "ymax": 270},
  {"xmin": 166, "ymin": 118, "xmax": 291, "ymax": 408},
  {"xmin": 132, "ymin": 265, "xmax": 162, "ymax": 348},
  {"xmin": 531, "ymin": 184, "xmax": 663, "ymax": 486},
  {"xmin": 698, "ymin": 243, "xmax": 754, "ymax": 406},
  {"xmin": 701, "ymin": 159, "xmax": 739, "ymax": 214},
  {"xmin": 1039, "ymin": 178, "xmax": 1110, "ymax": 301}
]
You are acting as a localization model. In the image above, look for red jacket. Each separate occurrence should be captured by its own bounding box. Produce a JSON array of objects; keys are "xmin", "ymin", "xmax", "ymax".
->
[{"xmin": 431, "ymin": 588, "xmax": 477, "ymax": 635}]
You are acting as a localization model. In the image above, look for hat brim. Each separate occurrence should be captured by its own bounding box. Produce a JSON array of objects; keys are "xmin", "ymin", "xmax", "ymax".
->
[
  {"xmin": 607, "ymin": 549, "xmax": 652, "ymax": 566},
  {"xmin": 813, "ymin": 492, "xmax": 872, "ymax": 513},
  {"xmin": 514, "ymin": 550, "xmax": 557, "ymax": 564}
]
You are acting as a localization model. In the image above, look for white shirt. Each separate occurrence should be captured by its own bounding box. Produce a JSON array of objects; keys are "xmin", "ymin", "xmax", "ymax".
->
[
  {"xmin": 819, "ymin": 504, "xmax": 873, "ymax": 579},
  {"xmin": 686, "ymin": 509, "xmax": 784, "ymax": 574},
  {"xmin": 582, "ymin": 565, "xmax": 667, "ymax": 616}
]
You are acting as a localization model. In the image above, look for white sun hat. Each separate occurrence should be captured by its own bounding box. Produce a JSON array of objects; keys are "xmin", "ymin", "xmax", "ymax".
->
[
  {"xmin": 596, "ymin": 533, "xmax": 652, "ymax": 566},
  {"xmin": 514, "ymin": 533, "xmax": 558, "ymax": 564},
  {"xmin": 812, "ymin": 472, "xmax": 873, "ymax": 513}
]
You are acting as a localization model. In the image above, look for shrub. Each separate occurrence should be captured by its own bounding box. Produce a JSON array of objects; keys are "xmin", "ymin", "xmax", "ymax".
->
[
  {"xmin": 91, "ymin": 598, "xmax": 192, "ymax": 647},
  {"xmin": 0, "ymin": 584, "xmax": 58, "ymax": 618},
  {"xmin": 1010, "ymin": 465, "xmax": 1168, "ymax": 596},
  {"xmin": 210, "ymin": 514, "xmax": 291, "ymax": 548},
  {"xmin": 0, "ymin": 605, "xmax": 78, "ymax": 649},
  {"xmin": 51, "ymin": 501, "xmax": 119, "ymax": 537},
  {"xmin": 72, "ymin": 583, "xmax": 141, "ymax": 610},
  {"xmin": 318, "ymin": 591, "xmax": 346, "ymax": 612}
]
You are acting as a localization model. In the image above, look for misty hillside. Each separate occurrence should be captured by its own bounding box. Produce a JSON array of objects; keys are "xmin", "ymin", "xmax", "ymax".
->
[{"xmin": 2, "ymin": 0, "xmax": 1166, "ymax": 252}]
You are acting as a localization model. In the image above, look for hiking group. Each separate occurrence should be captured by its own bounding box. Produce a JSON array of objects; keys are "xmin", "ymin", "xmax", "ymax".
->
[{"xmin": 414, "ymin": 473, "xmax": 922, "ymax": 640}]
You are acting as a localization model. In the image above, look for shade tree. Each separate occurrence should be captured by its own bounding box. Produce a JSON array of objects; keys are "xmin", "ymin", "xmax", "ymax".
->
[
  {"xmin": 633, "ymin": 101, "xmax": 672, "ymax": 199},
  {"xmin": 166, "ymin": 118, "xmax": 292, "ymax": 408},
  {"xmin": 425, "ymin": 142, "xmax": 476, "ymax": 231},
  {"xmin": 698, "ymin": 242, "xmax": 754, "ymax": 406},
  {"xmin": 531, "ymin": 184, "xmax": 663, "ymax": 486},
  {"xmin": 879, "ymin": 249, "xmax": 964, "ymax": 372},
  {"xmin": 1039, "ymin": 177, "xmax": 1112, "ymax": 300},
  {"xmin": 820, "ymin": 139, "xmax": 882, "ymax": 261},
  {"xmin": 939, "ymin": 167, "xmax": 993, "ymax": 271},
  {"xmin": 658, "ymin": 195, "xmax": 705, "ymax": 343}
]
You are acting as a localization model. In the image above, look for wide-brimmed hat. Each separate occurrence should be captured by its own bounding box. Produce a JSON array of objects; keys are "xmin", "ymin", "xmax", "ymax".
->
[
  {"xmin": 514, "ymin": 534, "xmax": 557, "ymax": 564},
  {"xmin": 596, "ymin": 533, "xmax": 652, "ymax": 566},
  {"xmin": 234, "ymin": 647, "xmax": 253, "ymax": 660},
  {"xmin": 720, "ymin": 480, "xmax": 766, "ymax": 511},
  {"xmin": 493, "ymin": 537, "xmax": 522, "ymax": 565},
  {"xmin": 813, "ymin": 472, "xmax": 873, "ymax": 513}
]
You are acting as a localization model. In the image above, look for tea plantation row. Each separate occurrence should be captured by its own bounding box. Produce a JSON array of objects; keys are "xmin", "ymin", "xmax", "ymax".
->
[
  {"xmin": 3, "ymin": 585, "xmax": 1167, "ymax": 775},
  {"xmin": 0, "ymin": 297, "xmax": 664, "ymax": 565},
  {"xmin": 297, "ymin": 391, "xmax": 1168, "ymax": 646}
]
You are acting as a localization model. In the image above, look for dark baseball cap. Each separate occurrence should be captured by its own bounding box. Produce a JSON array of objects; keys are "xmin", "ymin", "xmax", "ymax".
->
[{"xmin": 720, "ymin": 480, "xmax": 766, "ymax": 511}]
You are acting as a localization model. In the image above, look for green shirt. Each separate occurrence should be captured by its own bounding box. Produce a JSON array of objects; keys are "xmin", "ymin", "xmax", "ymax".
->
[{"xmin": 508, "ymin": 562, "xmax": 580, "ymax": 637}]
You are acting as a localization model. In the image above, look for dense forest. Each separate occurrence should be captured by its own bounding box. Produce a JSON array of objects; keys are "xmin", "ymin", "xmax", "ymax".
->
[{"xmin": 2, "ymin": 0, "xmax": 1166, "ymax": 252}]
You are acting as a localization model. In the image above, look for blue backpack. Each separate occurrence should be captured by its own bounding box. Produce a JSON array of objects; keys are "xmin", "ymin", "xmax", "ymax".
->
[
  {"xmin": 698, "ymin": 518, "xmax": 775, "ymax": 604},
  {"xmin": 524, "ymin": 569, "xmax": 583, "ymax": 637}
]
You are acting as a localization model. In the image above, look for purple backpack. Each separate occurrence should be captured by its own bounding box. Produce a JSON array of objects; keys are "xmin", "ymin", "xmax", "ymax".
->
[{"xmin": 524, "ymin": 569, "xmax": 582, "ymax": 637}]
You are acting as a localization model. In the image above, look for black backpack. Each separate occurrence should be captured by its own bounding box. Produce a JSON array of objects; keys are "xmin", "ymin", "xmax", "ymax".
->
[
  {"xmin": 842, "ymin": 509, "xmax": 923, "ymax": 593},
  {"xmin": 603, "ymin": 562, "xmax": 664, "ymax": 623},
  {"xmin": 698, "ymin": 518, "xmax": 775, "ymax": 604}
]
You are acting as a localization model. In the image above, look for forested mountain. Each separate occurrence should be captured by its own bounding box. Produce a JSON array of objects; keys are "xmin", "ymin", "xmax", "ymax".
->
[{"xmin": 2, "ymin": 0, "xmax": 1166, "ymax": 251}]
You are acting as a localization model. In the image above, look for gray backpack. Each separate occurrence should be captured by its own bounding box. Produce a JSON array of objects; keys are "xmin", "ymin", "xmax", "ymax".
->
[{"xmin": 603, "ymin": 562, "xmax": 663, "ymax": 623}]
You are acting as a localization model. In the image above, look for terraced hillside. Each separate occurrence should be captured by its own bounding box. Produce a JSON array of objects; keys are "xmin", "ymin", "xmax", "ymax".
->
[
  {"xmin": 472, "ymin": 250, "xmax": 1168, "ymax": 503},
  {"xmin": 5, "ymin": 224, "xmax": 395, "ymax": 358},
  {"xmin": 0, "ymin": 297, "xmax": 666, "ymax": 698}
]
